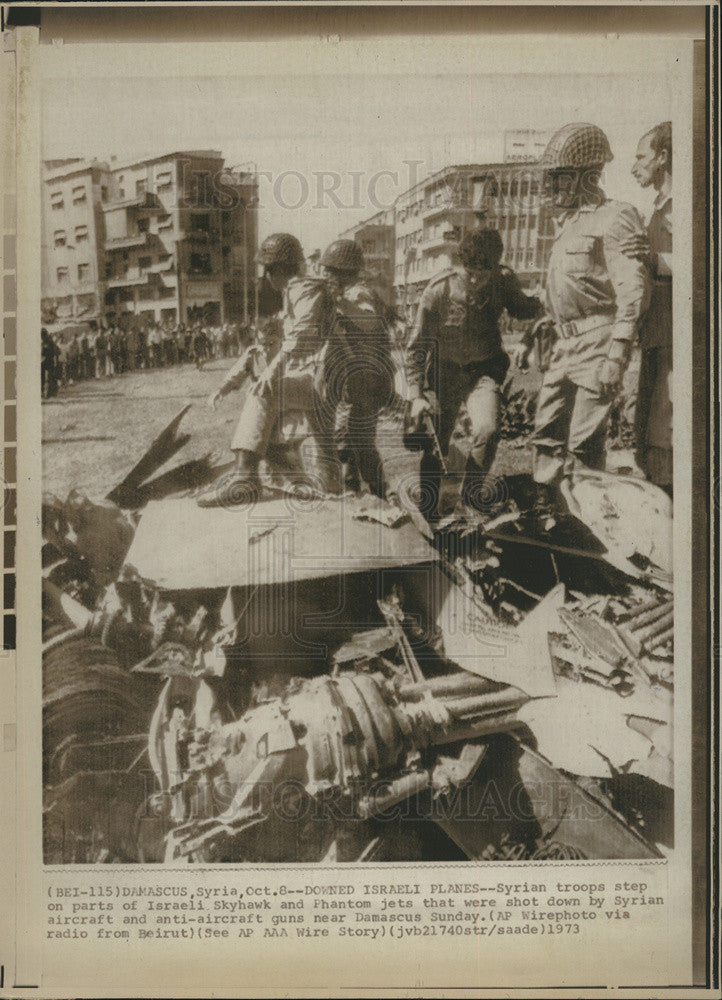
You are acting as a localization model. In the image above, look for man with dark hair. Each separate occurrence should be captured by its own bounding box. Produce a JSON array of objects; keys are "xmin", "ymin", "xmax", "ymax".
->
[
  {"xmin": 198, "ymin": 232, "xmax": 340, "ymax": 506},
  {"xmin": 320, "ymin": 238, "xmax": 394, "ymax": 497},
  {"xmin": 529, "ymin": 122, "xmax": 650, "ymax": 520},
  {"xmin": 404, "ymin": 227, "xmax": 542, "ymax": 522},
  {"xmin": 625, "ymin": 121, "xmax": 673, "ymax": 496}
]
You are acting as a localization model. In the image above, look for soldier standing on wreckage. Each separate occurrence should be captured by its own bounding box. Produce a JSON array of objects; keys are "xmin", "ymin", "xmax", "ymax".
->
[
  {"xmin": 320, "ymin": 238, "xmax": 394, "ymax": 498},
  {"xmin": 404, "ymin": 228, "xmax": 543, "ymax": 523},
  {"xmin": 527, "ymin": 122, "xmax": 650, "ymax": 521},
  {"xmin": 197, "ymin": 233, "xmax": 341, "ymax": 505}
]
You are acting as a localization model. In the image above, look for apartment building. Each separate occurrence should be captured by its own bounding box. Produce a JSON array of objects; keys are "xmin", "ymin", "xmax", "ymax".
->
[
  {"xmin": 392, "ymin": 165, "xmax": 484, "ymax": 318},
  {"xmin": 471, "ymin": 161, "xmax": 554, "ymax": 290},
  {"xmin": 41, "ymin": 158, "xmax": 112, "ymax": 325},
  {"xmin": 338, "ymin": 209, "xmax": 395, "ymax": 305},
  {"xmin": 390, "ymin": 160, "xmax": 552, "ymax": 318},
  {"xmin": 42, "ymin": 151, "xmax": 258, "ymax": 330},
  {"xmin": 103, "ymin": 151, "xmax": 257, "ymax": 326}
]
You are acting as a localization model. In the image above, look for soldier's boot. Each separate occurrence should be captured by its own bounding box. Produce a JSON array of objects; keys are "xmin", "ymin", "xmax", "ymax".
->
[
  {"xmin": 196, "ymin": 449, "xmax": 262, "ymax": 508},
  {"xmin": 531, "ymin": 481, "xmax": 561, "ymax": 532},
  {"xmin": 338, "ymin": 447, "xmax": 361, "ymax": 494}
]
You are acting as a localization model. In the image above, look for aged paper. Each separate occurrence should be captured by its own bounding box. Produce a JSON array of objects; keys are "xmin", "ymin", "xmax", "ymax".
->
[{"xmin": 1, "ymin": 4, "xmax": 717, "ymax": 996}]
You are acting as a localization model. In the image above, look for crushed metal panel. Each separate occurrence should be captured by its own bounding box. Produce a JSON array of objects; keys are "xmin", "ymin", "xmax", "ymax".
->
[
  {"xmin": 517, "ymin": 673, "xmax": 671, "ymax": 778},
  {"xmin": 560, "ymin": 470, "xmax": 673, "ymax": 581},
  {"xmin": 436, "ymin": 583, "xmax": 561, "ymax": 698},
  {"xmin": 106, "ymin": 404, "xmax": 192, "ymax": 508},
  {"xmin": 122, "ymin": 495, "xmax": 438, "ymax": 589}
]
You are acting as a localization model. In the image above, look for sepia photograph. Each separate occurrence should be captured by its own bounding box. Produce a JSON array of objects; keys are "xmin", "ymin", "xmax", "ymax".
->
[
  {"xmin": 35, "ymin": 14, "xmax": 682, "ymax": 871},
  {"xmin": 3, "ymin": 2, "xmax": 719, "ymax": 994}
]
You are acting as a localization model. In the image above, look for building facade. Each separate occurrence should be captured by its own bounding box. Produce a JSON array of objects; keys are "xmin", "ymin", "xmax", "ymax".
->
[
  {"xmin": 338, "ymin": 209, "xmax": 395, "ymax": 306},
  {"xmin": 471, "ymin": 161, "xmax": 554, "ymax": 291},
  {"xmin": 41, "ymin": 158, "xmax": 112, "ymax": 326},
  {"xmin": 392, "ymin": 165, "xmax": 488, "ymax": 320},
  {"xmin": 42, "ymin": 151, "xmax": 258, "ymax": 329}
]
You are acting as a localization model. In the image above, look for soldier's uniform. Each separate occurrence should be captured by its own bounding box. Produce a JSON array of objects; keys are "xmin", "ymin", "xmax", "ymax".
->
[
  {"xmin": 633, "ymin": 190, "xmax": 672, "ymax": 489},
  {"xmin": 332, "ymin": 280, "xmax": 394, "ymax": 496},
  {"xmin": 406, "ymin": 262, "xmax": 542, "ymax": 516},
  {"xmin": 228, "ymin": 275, "xmax": 342, "ymax": 490},
  {"xmin": 532, "ymin": 199, "xmax": 650, "ymax": 484}
]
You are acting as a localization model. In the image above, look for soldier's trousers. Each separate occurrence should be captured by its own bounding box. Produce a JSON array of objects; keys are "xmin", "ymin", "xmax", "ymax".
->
[
  {"xmin": 230, "ymin": 367, "xmax": 342, "ymax": 493},
  {"xmin": 532, "ymin": 364, "xmax": 612, "ymax": 485},
  {"xmin": 420, "ymin": 357, "xmax": 507, "ymax": 518},
  {"xmin": 336, "ymin": 370, "xmax": 391, "ymax": 498}
]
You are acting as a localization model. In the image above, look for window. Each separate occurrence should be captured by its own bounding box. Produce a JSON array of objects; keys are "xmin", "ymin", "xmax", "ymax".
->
[
  {"xmin": 53, "ymin": 230, "xmax": 66, "ymax": 247},
  {"xmin": 137, "ymin": 217, "xmax": 150, "ymax": 233},
  {"xmin": 101, "ymin": 186, "xmax": 108, "ymax": 202},
  {"xmin": 118, "ymin": 189, "xmax": 125, "ymax": 199},
  {"xmin": 75, "ymin": 225, "xmax": 89, "ymax": 243},
  {"xmin": 138, "ymin": 256, "xmax": 152, "ymax": 274},
  {"xmin": 158, "ymin": 214, "xmax": 173, "ymax": 230},
  {"xmin": 136, "ymin": 179, "xmax": 146, "ymax": 197},
  {"xmin": 77, "ymin": 263, "xmax": 91, "ymax": 281},
  {"xmin": 156, "ymin": 170, "xmax": 173, "ymax": 191},
  {"xmin": 189, "ymin": 251, "xmax": 211, "ymax": 275},
  {"xmin": 72, "ymin": 185, "xmax": 87, "ymax": 204},
  {"xmin": 50, "ymin": 191, "xmax": 64, "ymax": 210},
  {"xmin": 56, "ymin": 266, "xmax": 69, "ymax": 283},
  {"xmin": 191, "ymin": 213, "xmax": 211, "ymax": 233}
]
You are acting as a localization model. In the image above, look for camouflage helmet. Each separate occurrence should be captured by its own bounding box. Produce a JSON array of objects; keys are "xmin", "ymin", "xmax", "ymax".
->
[
  {"xmin": 321, "ymin": 239, "xmax": 364, "ymax": 273},
  {"xmin": 540, "ymin": 123, "xmax": 613, "ymax": 171},
  {"xmin": 256, "ymin": 232, "xmax": 305, "ymax": 270}
]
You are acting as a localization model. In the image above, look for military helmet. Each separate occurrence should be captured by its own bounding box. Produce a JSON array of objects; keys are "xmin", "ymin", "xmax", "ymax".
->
[
  {"xmin": 321, "ymin": 239, "xmax": 364, "ymax": 272},
  {"xmin": 540, "ymin": 123, "xmax": 613, "ymax": 170},
  {"xmin": 458, "ymin": 228, "xmax": 504, "ymax": 270},
  {"xmin": 256, "ymin": 232, "xmax": 305, "ymax": 270}
]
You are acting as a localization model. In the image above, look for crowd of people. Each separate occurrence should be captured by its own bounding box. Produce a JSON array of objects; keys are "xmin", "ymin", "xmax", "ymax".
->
[{"xmin": 41, "ymin": 320, "xmax": 250, "ymax": 398}]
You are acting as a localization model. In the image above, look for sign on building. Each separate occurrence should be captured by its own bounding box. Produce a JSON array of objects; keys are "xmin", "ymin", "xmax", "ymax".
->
[{"xmin": 503, "ymin": 129, "xmax": 551, "ymax": 163}]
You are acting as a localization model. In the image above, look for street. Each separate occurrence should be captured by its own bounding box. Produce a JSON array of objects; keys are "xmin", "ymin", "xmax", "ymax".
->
[{"xmin": 42, "ymin": 353, "xmax": 546, "ymax": 502}]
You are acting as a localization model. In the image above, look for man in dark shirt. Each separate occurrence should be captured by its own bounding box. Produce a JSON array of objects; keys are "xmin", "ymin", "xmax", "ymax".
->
[{"xmin": 404, "ymin": 228, "xmax": 542, "ymax": 521}]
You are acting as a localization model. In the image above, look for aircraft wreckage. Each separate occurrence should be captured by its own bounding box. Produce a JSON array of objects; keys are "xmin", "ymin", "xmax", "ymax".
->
[{"xmin": 42, "ymin": 407, "xmax": 674, "ymax": 864}]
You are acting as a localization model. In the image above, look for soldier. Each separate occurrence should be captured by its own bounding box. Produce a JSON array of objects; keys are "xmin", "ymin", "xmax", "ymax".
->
[
  {"xmin": 197, "ymin": 233, "xmax": 340, "ymax": 506},
  {"xmin": 320, "ymin": 238, "xmax": 394, "ymax": 497},
  {"xmin": 528, "ymin": 123, "xmax": 650, "ymax": 518},
  {"xmin": 625, "ymin": 121, "xmax": 673, "ymax": 497},
  {"xmin": 405, "ymin": 228, "xmax": 543, "ymax": 522}
]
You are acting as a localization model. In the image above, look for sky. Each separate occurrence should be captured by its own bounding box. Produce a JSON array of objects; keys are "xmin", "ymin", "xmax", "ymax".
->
[{"xmin": 39, "ymin": 34, "xmax": 681, "ymax": 251}]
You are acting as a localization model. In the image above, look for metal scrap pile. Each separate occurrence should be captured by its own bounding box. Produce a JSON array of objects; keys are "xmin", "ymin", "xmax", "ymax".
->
[{"xmin": 41, "ymin": 410, "xmax": 674, "ymax": 865}]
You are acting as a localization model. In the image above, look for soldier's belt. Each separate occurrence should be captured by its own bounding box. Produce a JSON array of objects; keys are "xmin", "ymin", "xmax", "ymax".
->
[{"xmin": 556, "ymin": 313, "xmax": 614, "ymax": 340}]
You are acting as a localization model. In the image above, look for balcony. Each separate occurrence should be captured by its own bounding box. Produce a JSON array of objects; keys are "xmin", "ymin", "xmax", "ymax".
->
[
  {"xmin": 421, "ymin": 233, "xmax": 457, "ymax": 252},
  {"xmin": 105, "ymin": 232, "xmax": 150, "ymax": 251},
  {"xmin": 102, "ymin": 191, "xmax": 164, "ymax": 213},
  {"xmin": 423, "ymin": 200, "xmax": 464, "ymax": 221},
  {"xmin": 106, "ymin": 271, "xmax": 164, "ymax": 290}
]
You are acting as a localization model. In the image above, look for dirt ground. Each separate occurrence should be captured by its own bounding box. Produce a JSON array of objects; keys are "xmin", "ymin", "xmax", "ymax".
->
[
  {"xmin": 41, "ymin": 358, "xmax": 533, "ymax": 500},
  {"xmin": 42, "ymin": 344, "xmax": 636, "ymax": 501}
]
